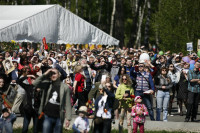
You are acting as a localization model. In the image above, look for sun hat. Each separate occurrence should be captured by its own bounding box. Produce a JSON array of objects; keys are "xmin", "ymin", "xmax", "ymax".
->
[
  {"xmin": 78, "ymin": 106, "xmax": 88, "ymax": 114},
  {"xmin": 134, "ymin": 96, "xmax": 142, "ymax": 102}
]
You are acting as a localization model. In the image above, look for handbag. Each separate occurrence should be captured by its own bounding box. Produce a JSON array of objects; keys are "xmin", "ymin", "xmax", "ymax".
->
[{"xmin": 94, "ymin": 117, "xmax": 103, "ymax": 125}]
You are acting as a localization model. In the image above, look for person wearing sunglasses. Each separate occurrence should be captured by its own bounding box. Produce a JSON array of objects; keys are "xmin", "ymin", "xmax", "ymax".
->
[
  {"xmin": 115, "ymin": 74, "xmax": 134, "ymax": 133},
  {"xmin": 134, "ymin": 62, "xmax": 155, "ymax": 121},
  {"xmin": 167, "ymin": 64, "xmax": 180, "ymax": 116},
  {"xmin": 155, "ymin": 67, "xmax": 172, "ymax": 121}
]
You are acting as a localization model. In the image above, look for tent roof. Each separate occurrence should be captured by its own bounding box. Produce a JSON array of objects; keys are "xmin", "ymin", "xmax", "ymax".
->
[{"xmin": 0, "ymin": 5, "xmax": 119, "ymax": 45}]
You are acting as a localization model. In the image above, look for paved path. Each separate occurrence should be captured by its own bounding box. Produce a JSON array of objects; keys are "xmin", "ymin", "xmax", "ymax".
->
[{"xmin": 13, "ymin": 97, "xmax": 200, "ymax": 132}]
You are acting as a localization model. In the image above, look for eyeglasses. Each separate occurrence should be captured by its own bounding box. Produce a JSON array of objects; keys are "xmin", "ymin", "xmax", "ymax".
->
[
  {"xmin": 107, "ymin": 86, "xmax": 111, "ymax": 88},
  {"xmin": 123, "ymin": 78, "xmax": 127, "ymax": 80},
  {"xmin": 139, "ymin": 65, "xmax": 144, "ymax": 67},
  {"xmin": 162, "ymin": 70, "xmax": 167, "ymax": 72}
]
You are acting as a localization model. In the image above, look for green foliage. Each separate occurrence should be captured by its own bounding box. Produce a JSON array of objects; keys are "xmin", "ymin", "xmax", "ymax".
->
[
  {"xmin": 2, "ymin": 0, "xmax": 200, "ymax": 53},
  {"xmin": 152, "ymin": 0, "xmax": 200, "ymax": 53}
]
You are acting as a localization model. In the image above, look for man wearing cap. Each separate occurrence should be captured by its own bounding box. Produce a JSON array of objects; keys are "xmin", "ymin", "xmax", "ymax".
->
[
  {"xmin": 133, "ymin": 62, "xmax": 155, "ymax": 121},
  {"xmin": 185, "ymin": 61, "xmax": 200, "ymax": 122}
]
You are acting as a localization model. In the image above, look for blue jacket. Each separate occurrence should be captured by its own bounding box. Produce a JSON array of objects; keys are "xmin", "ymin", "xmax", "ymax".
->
[{"xmin": 0, "ymin": 113, "xmax": 16, "ymax": 133}]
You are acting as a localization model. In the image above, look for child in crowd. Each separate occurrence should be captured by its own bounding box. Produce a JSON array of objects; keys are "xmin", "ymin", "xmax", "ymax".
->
[
  {"xmin": 0, "ymin": 108, "xmax": 17, "ymax": 133},
  {"xmin": 72, "ymin": 106, "xmax": 90, "ymax": 133},
  {"xmin": 131, "ymin": 96, "xmax": 148, "ymax": 133},
  {"xmin": 65, "ymin": 76, "xmax": 74, "ymax": 106}
]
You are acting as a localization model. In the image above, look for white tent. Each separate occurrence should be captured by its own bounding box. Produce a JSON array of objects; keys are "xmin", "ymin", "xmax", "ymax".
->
[{"xmin": 0, "ymin": 5, "xmax": 119, "ymax": 45}]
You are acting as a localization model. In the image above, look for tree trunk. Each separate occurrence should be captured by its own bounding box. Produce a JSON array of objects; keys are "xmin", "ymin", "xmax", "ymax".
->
[
  {"xmin": 68, "ymin": 0, "xmax": 71, "ymax": 10},
  {"xmin": 81, "ymin": 0, "xmax": 84, "ymax": 17},
  {"xmin": 135, "ymin": 0, "xmax": 147, "ymax": 48},
  {"xmin": 76, "ymin": 0, "xmax": 78, "ymax": 15},
  {"xmin": 88, "ymin": 0, "xmax": 92, "ymax": 22},
  {"xmin": 106, "ymin": 0, "xmax": 110, "ymax": 31},
  {"xmin": 110, "ymin": 0, "xmax": 116, "ymax": 36},
  {"xmin": 114, "ymin": 0, "xmax": 124, "ymax": 47},
  {"xmin": 128, "ymin": 0, "xmax": 141, "ymax": 47},
  {"xmin": 97, "ymin": 0, "xmax": 103, "ymax": 27},
  {"xmin": 46, "ymin": 0, "xmax": 50, "ymax": 4},
  {"xmin": 144, "ymin": 0, "xmax": 151, "ymax": 50}
]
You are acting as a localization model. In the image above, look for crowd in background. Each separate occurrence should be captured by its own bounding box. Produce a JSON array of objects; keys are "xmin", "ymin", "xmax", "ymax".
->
[{"xmin": 0, "ymin": 43, "xmax": 200, "ymax": 133}]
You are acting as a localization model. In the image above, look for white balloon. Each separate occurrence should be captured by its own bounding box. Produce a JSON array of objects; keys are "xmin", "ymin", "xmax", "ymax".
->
[{"xmin": 139, "ymin": 53, "xmax": 150, "ymax": 63}]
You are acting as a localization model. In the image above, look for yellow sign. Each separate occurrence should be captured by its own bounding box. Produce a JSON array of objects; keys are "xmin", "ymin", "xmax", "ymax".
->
[
  {"xmin": 90, "ymin": 44, "xmax": 95, "ymax": 50},
  {"xmin": 97, "ymin": 44, "xmax": 102, "ymax": 49},
  {"xmin": 66, "ymin": 44, "xmax": 71, "ymax": 50},
  {"xmin": 85, "ymin": 44, "xmax": 89, "ymax": 49}
]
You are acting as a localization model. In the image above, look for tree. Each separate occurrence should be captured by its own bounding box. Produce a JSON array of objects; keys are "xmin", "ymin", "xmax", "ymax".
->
[
  {"xmin": 110, "ymin": 0, "xmax": 116, "ymax": 36},
  {"xmin": 114, "ymin": 0, "xmax": 124, "ymax": 47},
  {"xmin": 152, "ymin": 0, "xmax": 200, "ymax": 53}
]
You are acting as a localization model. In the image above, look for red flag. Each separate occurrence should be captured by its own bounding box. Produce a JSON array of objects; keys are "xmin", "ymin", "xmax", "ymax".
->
[{"xmin": 42, "ymin": 37, "xmax": 48, "ymax": 50}]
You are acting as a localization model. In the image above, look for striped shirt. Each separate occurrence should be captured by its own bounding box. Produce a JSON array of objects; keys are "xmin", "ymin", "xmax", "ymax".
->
[
  {"xmin": 135, "ymin": 71, "xmax": 155, "ymax": 92},
  {"xmin": 187, "ymin": 70, "xmax": 200, "ymax": 93}
]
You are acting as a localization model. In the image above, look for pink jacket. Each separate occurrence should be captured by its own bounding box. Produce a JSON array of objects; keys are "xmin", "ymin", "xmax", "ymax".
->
[{"xmin": 131, "ymin": 103, "xmax": 148, "ymax": 123}]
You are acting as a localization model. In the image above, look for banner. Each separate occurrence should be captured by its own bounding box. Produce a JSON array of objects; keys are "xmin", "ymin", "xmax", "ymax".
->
[
  {"xmin": 2, "ymin": 57, "xmax": 15, "ymax": 74},
  {"xmin": 186, "ymin": 42, "xmax": 193, "ymax": 51}
]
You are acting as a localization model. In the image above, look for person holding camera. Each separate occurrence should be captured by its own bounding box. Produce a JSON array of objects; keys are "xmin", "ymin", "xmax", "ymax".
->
[
  {"xmin": 94, "ymin": 83, "xmax": 115, "ymax": 133},
  {"xmin": 115, "ymin": 74, "xmax": 134, "ymax": 133},
  {"xmin": 32, "ymin": 68, "xmax": 72, "ymax": 133},
  {"xmin": 90, "ymin": 57, "xmax": 112, "ymax": 82},
  {"xmin": 17, "ymin": 74, "xmax": 40, "ymax": 133}
]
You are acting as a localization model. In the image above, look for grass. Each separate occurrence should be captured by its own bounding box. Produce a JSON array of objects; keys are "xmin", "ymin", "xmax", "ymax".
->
[{"xmin": 13, "ymin": 128, "xmax": 188, "ymax": 133}]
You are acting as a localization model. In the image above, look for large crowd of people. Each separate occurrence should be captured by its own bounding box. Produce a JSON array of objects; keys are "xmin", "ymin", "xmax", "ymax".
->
[{"xmin": 0, "ymin": 43, "xmax": 200, "ymax": 133}]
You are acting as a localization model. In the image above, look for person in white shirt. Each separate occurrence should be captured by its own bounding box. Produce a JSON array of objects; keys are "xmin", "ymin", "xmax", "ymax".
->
[
  {"xmin": 94, "ymin": 84, "xmax": 115, "ymax": 133},
  {"xmin": 167, "ymin": 63, "xmax": 180, "ymax": 116},
  {"xmin": 72, "ymin": 106, "xmax": 90, "ymax": 133}
]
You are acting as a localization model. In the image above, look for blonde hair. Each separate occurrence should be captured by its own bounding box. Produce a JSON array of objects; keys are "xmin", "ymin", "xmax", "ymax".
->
[
  {"xmin": 119, "ymin": 74, "xmax": 132, "ymax": 87},
  {"xmin": 74, "ymin": 65, "xmax": 82, "ymax": 74}
]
